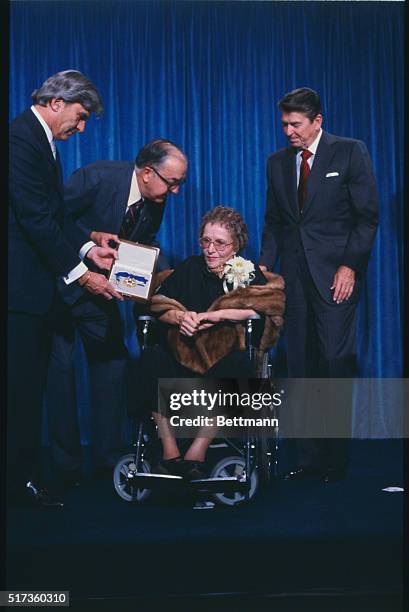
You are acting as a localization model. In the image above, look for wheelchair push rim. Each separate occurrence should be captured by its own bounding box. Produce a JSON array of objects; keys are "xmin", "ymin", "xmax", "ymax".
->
[
  {"xmin": 113, "ymin": 453, "xmax": 152, "ymax": 503},
  {"xmin": 210, "ymin": 455, "xmax": 258, "ymax": 506}
]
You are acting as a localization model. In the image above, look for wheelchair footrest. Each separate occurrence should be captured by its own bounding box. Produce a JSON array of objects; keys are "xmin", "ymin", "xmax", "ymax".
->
[
  {"xmin": 127, "ymin": 472, "xmax": 184, "ymax": 491},
  {"xmin": 190, "ymin": 477, "xmax": 250, "ymax": 494}
]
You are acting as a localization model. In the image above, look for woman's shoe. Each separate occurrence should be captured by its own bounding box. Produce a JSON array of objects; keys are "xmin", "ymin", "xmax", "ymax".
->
[
  {"xmin": 182, "ymin": 460, "xmax": 207, "ymax": 480},
  {"xmin": 153, "ymin": 456, "xmax": 184, "ymax": 476}
]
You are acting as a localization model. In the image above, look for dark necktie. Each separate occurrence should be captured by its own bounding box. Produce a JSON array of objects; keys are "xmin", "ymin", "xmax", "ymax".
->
[
  {"xmin": 119, "ymin": 200, "xmax": 143, "ymax": 240},
  {"xmin": 55, "ymin": 149, "xmax": 63, "ymax": 181},
  {"xmin": 298, "ymin": 149, "xmax": 313, "ymax": 213}
]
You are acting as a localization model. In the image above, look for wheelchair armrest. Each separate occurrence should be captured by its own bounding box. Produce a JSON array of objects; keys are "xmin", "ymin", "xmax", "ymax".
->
[
  {"xmin": 246, "ymin": 313, "xmax": 261, "ymax": 321},
  {"xmin": 245, "ymin": 313, "xmax": 261, "ymax": 337}
]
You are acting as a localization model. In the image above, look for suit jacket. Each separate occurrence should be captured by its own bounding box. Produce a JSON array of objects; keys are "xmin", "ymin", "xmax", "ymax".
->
[
  {"xmin": 60, "ymin": 160, "xmax": 169, "ymax": 305},
  {"xmin": 8, "ymin": 108, "xmax": 81, "ymax": 315},
  {"xmin": 259, "ymin": 131, "xmax": 379, "ymax": 304}
]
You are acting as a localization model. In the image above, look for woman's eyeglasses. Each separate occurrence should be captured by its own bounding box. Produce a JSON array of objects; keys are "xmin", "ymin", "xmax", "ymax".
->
[{"xmin": 199, "ymin": 237, "xmax": 233, "ymax": 253}]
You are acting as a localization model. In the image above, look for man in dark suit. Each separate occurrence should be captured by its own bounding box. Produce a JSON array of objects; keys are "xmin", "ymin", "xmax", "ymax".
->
[
  {"xmin": 8, "ymin": 70, "xmax": 121, "ymax": 507},
  {"xmin": 46, "ymin": 139, "xmax": 188, "ymax": 481},
  {"xmin": 259, "ymin": 88, "xmax": 379, "ymax": 482}
]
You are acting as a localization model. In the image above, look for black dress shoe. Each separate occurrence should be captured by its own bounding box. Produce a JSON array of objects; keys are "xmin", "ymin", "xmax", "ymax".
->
[
  {"xmin": 282, "ymin": 467, "xmax": 319, "ymax": 481},
  {"xmin": 24, "ymin": 481, "xmax": 64, "ymax": 508},
  {"xmin": 322, "ymin": 468, "xmax": 347, "ymax": 483}
]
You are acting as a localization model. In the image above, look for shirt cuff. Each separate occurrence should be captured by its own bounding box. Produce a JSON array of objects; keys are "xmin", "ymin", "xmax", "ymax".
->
[
  {"xmin": 79, "ymin": 241, "xmax": 96, "ymax": 260},
  {"xmin": 63, "ymin": 261, "xmax": 88, "ymax": 285}
]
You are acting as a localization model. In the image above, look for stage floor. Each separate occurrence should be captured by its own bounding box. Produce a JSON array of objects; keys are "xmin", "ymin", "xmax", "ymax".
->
[{"xmin": 6, "ymin": 440, "xmax": 404, "ymax": 611}]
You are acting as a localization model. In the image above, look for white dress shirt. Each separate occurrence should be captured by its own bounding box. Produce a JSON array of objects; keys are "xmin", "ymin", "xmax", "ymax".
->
[
  {"xmin": 30, "ymin": 106, "xmax": 88, "ymax": 284},
  {"xmin": 66, "ymin": 170, "xmax": 142, "ymax": 283},
  {"xmin": 31, "ymin": 105, "xmax": 56, "ymax": 159}
]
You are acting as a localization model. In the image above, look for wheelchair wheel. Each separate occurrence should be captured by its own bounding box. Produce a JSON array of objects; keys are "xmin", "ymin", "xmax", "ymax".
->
[
  {"xmin": 257, "ymin": 351, "xmax": 271, "ymax": 378},
  {"xmin": 210, "ymin": 456, "xmax": 258, "ymax": 506},
  {"xmin": 113, "ymin": 453, "xmax": 151, "ymax": 503}
]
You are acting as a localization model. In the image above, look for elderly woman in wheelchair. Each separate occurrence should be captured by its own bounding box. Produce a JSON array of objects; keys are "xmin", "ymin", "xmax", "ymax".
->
[
  {"xmin": 132, "ymin": 206, "xmax": 285, "ymax": 485},
  {"xmin": 135, "ymin": 206, "xmax": 284, "ymax": 479}
]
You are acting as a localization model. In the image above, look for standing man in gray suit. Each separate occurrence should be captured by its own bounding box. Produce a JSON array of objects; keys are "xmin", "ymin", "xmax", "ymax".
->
[{"xmin": 260, "ymin": 88, "xmax": 378, "ymax": 481}]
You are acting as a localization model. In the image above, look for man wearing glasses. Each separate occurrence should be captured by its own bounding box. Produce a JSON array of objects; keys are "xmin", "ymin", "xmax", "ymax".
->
[{"xmin": 47, "ymin": 139, "xmax": 187, "ymax": 485}]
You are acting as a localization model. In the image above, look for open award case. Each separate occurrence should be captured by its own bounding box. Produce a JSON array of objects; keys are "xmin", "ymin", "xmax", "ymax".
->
[{"xmin": 108, "ymin": 240, "xmax": 160, "ymax": 301}]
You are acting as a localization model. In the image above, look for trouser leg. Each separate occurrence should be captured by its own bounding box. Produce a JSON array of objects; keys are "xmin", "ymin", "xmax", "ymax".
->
[
  {"xmin": 46, "ymin": 308, "xmax": 81, "ymax": 472},
  {"xmin": 73, "ymin": 296, "xmax": 129, "ymax": 468},
  {"xmin": 284, "ymin": 269, "xmax": 322, "ymax": 468},
  {"xmin": 311, "ymin": 300, "xmax": 356, "ymax": 472},
  {"xmin": 284, "ymin": 252, "xmax": 356, "ymax": 472},
  {"xmin": 284, "ymin": 268, "xmax": 319, "ymax": 378},
  {"xmin": 7, "ymin": 312, "xmax": 51, "ymax": 490}
]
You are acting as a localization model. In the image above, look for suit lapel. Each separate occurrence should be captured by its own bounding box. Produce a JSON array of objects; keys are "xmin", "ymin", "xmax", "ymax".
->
[
  {"xmin": 26, "ymin": 109, "xmax": 60, "ymax": 173},
  {"xmin": 282, "ymin": 148, "xmax": 299, "ymax": 218},
  {"xmin": 54, "ymin": 149, "xmax": 64, "ymax": 194},
  {"xmin": 302, "ymin": 132, "xmax": 336, "ymax": 214},
  {"xmin": 114, "ymin": 165, "xmax": 135, "ymax": 234}
]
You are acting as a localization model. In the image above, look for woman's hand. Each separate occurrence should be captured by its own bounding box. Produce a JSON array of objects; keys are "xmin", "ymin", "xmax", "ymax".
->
[
  {"xmin": 178, "ymin": 311, "xmax": 201, "ymax": 336},
  {"xmin": 197, "ymin": 311, "xmax": 223, "ymax": 330},
  {"xmin": 197, "ymin": 308, "xmax": 257, "ymax": 330}
]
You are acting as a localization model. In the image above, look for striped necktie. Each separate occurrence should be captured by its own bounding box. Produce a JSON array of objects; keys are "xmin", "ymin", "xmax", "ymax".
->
[
  {"xmin": 50, "ymin": 139, "xmax": 57, "ymax": 160},
  {"xmin": 119, "ymin": 200, "xmax": 143, "ymax": 240}
]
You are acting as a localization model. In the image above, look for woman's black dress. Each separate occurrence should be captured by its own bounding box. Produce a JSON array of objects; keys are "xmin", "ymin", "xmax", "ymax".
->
[{"xmin": 134, "ymin": 255, "xmax": 267, "ymax": 416}]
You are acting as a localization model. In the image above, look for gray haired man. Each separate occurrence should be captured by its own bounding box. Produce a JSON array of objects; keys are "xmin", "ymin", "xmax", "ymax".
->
[{"xmin": 8, "ymin": 70, "xmax": 118, "ymax": 508}]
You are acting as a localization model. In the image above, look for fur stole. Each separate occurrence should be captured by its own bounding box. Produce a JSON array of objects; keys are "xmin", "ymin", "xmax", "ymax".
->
[{"xmin": 149, "ymin": 271, "xmax": 285, "ymax": 374}]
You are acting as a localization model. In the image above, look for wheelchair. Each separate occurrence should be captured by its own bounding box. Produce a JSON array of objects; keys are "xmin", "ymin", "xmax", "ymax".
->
[{"xmin": 113, "ymin": 314, "xmax": 279, "ymax": 508}]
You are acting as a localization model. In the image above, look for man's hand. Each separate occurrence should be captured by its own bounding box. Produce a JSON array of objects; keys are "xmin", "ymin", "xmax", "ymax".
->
[
  {"xmin": 331, "ymin": 265, "xmax": 356, "ymax": 304},
  {"xmin": 259, "ymin": 265, "xmax": 268, "ymax": 272},
  {"xmin": 90, "ymin": 231, "xmax": 120, "ymax": 248},
  {"xmin": 86, "ymin": 245, "xmax": 118, "ymax": 271},
  {"xmin": 78, "ymin": 271, "xmax": 123, "ymax": 301}
]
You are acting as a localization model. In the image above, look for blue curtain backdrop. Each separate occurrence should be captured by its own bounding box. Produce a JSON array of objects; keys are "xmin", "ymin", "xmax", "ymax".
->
[{"xmin": 9, "ymin": 1, "xmax": 404, "ymax": 437}]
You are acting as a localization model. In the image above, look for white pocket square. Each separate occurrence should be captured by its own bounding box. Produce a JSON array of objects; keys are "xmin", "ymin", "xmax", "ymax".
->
[{"xmin": 326, "ymin": 171, "xmax": 339, "ymax": 177}]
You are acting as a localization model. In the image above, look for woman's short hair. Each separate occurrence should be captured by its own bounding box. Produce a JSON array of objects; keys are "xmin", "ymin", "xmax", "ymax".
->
[{"xmin": 199, "ymin": 206, "xmax": 249, "ymax": 251}]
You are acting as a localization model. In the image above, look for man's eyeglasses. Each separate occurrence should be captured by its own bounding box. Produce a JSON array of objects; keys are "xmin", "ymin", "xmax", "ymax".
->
[
  {"xmin": 149, "ymin": 166, "xmax": 185, "ymax": 190},
  {"xmin": 199, "ymin": 237, "xmax": 233, "ymax": 253}
]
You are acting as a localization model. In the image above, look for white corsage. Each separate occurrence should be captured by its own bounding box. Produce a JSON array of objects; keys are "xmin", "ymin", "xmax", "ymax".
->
[{"xmin": 223, "ymin": 256, "xmax": 255, "ymax": 293}]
